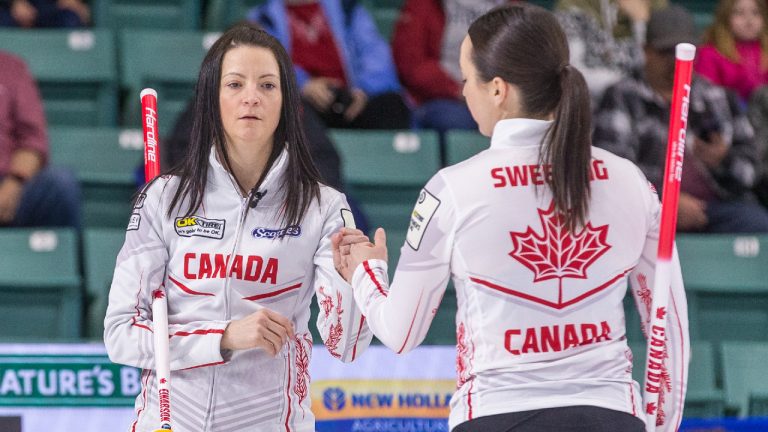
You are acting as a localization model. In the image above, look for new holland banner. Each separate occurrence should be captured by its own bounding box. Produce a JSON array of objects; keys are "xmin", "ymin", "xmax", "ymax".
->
[{"xmin": 310, "ymin": 345, "xmax": 456, "ymax": 432}]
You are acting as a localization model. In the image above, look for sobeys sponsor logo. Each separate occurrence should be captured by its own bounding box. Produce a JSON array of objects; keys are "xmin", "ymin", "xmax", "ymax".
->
[
  {"xmin": 0, "ymin": 355, "xmax": 140, "ymax": 407},
  {"xmin": 252, "ymin": 225, "xmax": 301, "ymax": 240}
]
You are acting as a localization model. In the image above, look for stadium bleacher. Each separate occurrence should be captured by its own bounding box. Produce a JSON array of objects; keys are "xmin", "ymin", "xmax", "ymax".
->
[
  {"xmin": 0, "ymin": 28, "xmax": 118, "ymax": 127},
  {"xmin": 0, "ymin": 228, "xmax": 82, "ymax": 340},
  {"xmin": 48, "ymin": 126, "xmax": 144, "ymax": 227},
  {"xmin": 118, "ymin": 28, "xmax": 219, "ymax": 128},
  {"xmin": 93, "ymin": 0, "xmax": 202, "ymax": 31},
  {"xmin": 82, "ymin": 228, "xmax": 126, "ymax": 339}
]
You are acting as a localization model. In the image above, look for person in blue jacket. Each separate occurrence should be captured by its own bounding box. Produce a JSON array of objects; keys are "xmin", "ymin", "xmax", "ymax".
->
[{"xmin": 249, "ymin": 0, "xmax": 411, "ymax": 129}]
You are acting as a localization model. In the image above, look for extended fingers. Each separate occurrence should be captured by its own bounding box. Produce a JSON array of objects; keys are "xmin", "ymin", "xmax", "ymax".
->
[
  {"xmin": 263, "ymin": 309, "xmax": 295, "ymax": 336},
  {"xmin": 253, "ymin": 310, "xmax": 294, "ymax": 356},
  {"xmin": 335, "ymin": 228, "xmax": 370, "ymax": 256},
  {"xmin": 339, "ymin": 234, "xmax": 369, "ymax": 247}
]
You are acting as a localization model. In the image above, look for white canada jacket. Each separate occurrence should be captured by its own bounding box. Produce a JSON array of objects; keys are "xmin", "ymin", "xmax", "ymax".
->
[
  {"xmin": 352, "ymin": 119, "xmax": 689, "ymax": 431},
  {"xmin": 105, "ymin": 148, "xmax": 372, "ymax": 432}
]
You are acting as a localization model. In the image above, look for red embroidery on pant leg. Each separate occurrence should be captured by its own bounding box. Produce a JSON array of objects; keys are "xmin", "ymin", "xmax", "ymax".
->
[{"xmin": 294, "ymin": 333, "xmax": 312, "ymax": 417}]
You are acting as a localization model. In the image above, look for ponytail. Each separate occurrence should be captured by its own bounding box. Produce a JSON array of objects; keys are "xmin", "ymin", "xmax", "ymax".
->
[
  {"xmin": 541, "ymin": 64, "xmax": 592, "ymax": 232},
  {"xmin": 468, "ymin": 4, "xmax": 593, "ymax": 231}
]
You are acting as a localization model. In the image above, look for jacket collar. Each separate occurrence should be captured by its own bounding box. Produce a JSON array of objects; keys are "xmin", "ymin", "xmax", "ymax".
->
[
  {"xmin": 207, "ymin": 145, "xmax": 288, "ymax": 205},
  {"xmin": 490, "ymin": 118, "xmax": 554, "ymax": 149}
]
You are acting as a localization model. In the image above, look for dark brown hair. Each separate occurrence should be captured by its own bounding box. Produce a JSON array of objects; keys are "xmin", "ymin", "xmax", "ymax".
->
[
  {"xmin": 167, "ymin": 22, "xmax": 321, "ymax": 226},
  {"xmin": 468, "ymin": 4, "xmax": 592, "ymax": 231}
]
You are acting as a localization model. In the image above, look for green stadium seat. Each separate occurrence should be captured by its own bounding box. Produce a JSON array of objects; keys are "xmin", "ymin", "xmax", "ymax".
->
[
  {"xmin": 0, "ymin": 228, "xmax": 82, "ymax": 340},
  {"xmin": 204, "ymin": 0, "xmax": 265, "ymax": 31},
  {"xmin": 677, "ymin": 234, "xmax": 768, "ymax": 343},
  {"xmin": 371, "ymin": 8, "xmax": 400, "ymax": 41},
  {"xmin": 119, "ymin": 29, "xmax": 218, "ymax": 128},
  {"xmin": 385, "ymin": 229, "xmax": 408, "ymax": 281},
  {"xmin": 330, "ymin": 129, "xmax": 441, "ymax": 238},
  {"xmin": 750, "ymin": 392, "xmax": 768, "ymax": 417},
  {"xmin": 93, "ymin": 0, "xmax": 201, "ymax": 30},
  {"xmin": 83, "ymin": 228, "xmax": 127, "ymax": 339},
  {"xmin": 445, "ymin": 130, "xmax": 490, "ymax": 166},
  {"xmin": 673, "ymin": 0, "xmax": 717, "ymax": 31},
  {"xmin": 692, "ymin": 12, "xmax": 714, "ymax": 33},
  {"xmin": 623, "ymin": 292, "xmax": 645, "ymax": 344},
  {"xmin": 48, "ymin": 127, "xmax": 143, "ymax": 228},
  {"xmin": 0, "ymin": 28, "xmax": 118, "ymax": 127},
  {"xmin": 686, "ymin": 342, "xmax": 726, "ymax": 418},
  {"xmin": 721, "ymin": 341, "xmax": 768, "ymax": 417},
  {"xmin": 629, "ymin": 341, "xmax": 724, "ymax": 418},
  {"xmin": 361, "ymin": 0, "xmax": 404, "ymax": 10}
]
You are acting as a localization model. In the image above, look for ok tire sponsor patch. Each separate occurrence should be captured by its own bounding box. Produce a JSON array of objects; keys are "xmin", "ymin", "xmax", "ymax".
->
[{"xmin": 175, "ymin": 216, "xmax": 226, "ymax": 239}]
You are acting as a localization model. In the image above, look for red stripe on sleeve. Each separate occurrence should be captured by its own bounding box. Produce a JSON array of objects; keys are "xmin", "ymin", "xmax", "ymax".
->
[
  {"xmin": 363, "ymin": 261, "xmax": 387, "ymax": 297},
  {"xmin": 397, "ymin": 292, "xmax": 423, "ymax": 354},
  {"xmin": 351, "ymin": 316, "xmax": 366, "ymax": 361},
  {"xmin": 182, "ymin": 361, "xmax": 225, "ymax": 370},
  {"xmin": 170, "ymin": 328, "xmax": 225, "ymax": 338},
  {"xmin": 131, "ymin": 322, "xmax": 153, "ymax": 333},
  {"xmin": 130, "ymin": 271, "xmax": 155, "ymax": 332},
  {"xmin": 131, "ymin": 369, "xmax": 151, "ymax": 432},
  {"xmin": 671, "ymin": 293, "xmax": 686, "ymax": 428}
]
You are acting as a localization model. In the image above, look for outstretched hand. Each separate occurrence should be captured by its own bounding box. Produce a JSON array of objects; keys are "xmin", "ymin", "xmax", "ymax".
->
[
  {"xmin": 332, "ymin": 227, "xmax": 368, "ymax": 281},
  {"xmin": 333, "ymin": 228, "xmax": 388, "ymax": 282}
]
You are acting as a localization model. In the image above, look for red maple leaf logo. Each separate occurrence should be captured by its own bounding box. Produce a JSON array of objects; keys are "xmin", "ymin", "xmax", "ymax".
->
[
  {"xmin": 160, "ymin": 378, "xmax": 167, "ymax": 384},
  {"xmin": 646, "ymin": 402, "xmax": 657, "ymax": 415},
  {"xmin": 509, "ymin": 201, "xmax": 610, "ymax": 304},
  {"xmin": 656, "ymin": 307, "xmax": 666, "ymax": 320}
]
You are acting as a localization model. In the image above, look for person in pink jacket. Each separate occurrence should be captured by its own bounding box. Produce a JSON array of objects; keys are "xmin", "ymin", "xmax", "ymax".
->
[{"xmin": 696, "ymin": 0, "xmax": 768, "ymax": 103}]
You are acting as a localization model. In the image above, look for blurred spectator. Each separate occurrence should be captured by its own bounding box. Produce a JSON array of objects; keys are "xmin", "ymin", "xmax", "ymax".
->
[
  {"xmin": 392, "ymin": 0, "xmax": 509, "ymax": 142},
  {"xmin": 0, "ymin": 0, "xmax": 90, "ymax": 28},
  {"xmin": 593, "ymin": 5, "xmax": 768, "ymax": 233},
  {"xmin": 747, "ymin": 84, "xmax": 768, "ymax": 208},
  {"xmin": 0, "ymin": 50, "xmax": 81, "ymax": 229},
  {"xmin": 555, "ymin": 0, "xmax": 667, "ymax": 104},
  {"xmin": 696, "ymin": 0, "xmax": 768, "ymax": 104},
  {"xmin": 248, "ymin": 0, "xmax": 410, "ymax": 130}
]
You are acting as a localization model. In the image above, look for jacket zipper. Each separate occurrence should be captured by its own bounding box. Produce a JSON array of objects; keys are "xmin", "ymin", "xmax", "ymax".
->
[
  {"xmin": 226, "ymin": 195, "xmax": 252, "ymax": 319},
  {"xmin": 204, "ymin": 193, "xmax": 253, "ymax": 430}
]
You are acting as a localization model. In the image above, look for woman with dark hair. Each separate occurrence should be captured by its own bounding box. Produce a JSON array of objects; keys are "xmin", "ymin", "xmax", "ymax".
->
[
  {"xmin": 105, "ymin": 23, "xmax": 372, "ymax": 431},
  {"xmin": 334, "ymin": 4, "xmax": 688, "ymax": 432}
]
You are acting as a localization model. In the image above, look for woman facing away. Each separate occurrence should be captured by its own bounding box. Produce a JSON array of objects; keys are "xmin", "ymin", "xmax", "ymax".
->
[
  {"xmin": 333, "ymin": 4, "xmax": 689, "ymax": 432},
  {"xmin": 105, "ymin": 23, "xmax": 372, "ymax": 431}
]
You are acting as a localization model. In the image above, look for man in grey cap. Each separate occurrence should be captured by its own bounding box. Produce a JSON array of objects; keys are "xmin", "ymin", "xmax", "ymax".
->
[{"xmin": 593, "ymin": 5, "xmax": 768, "ymax": 234}]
